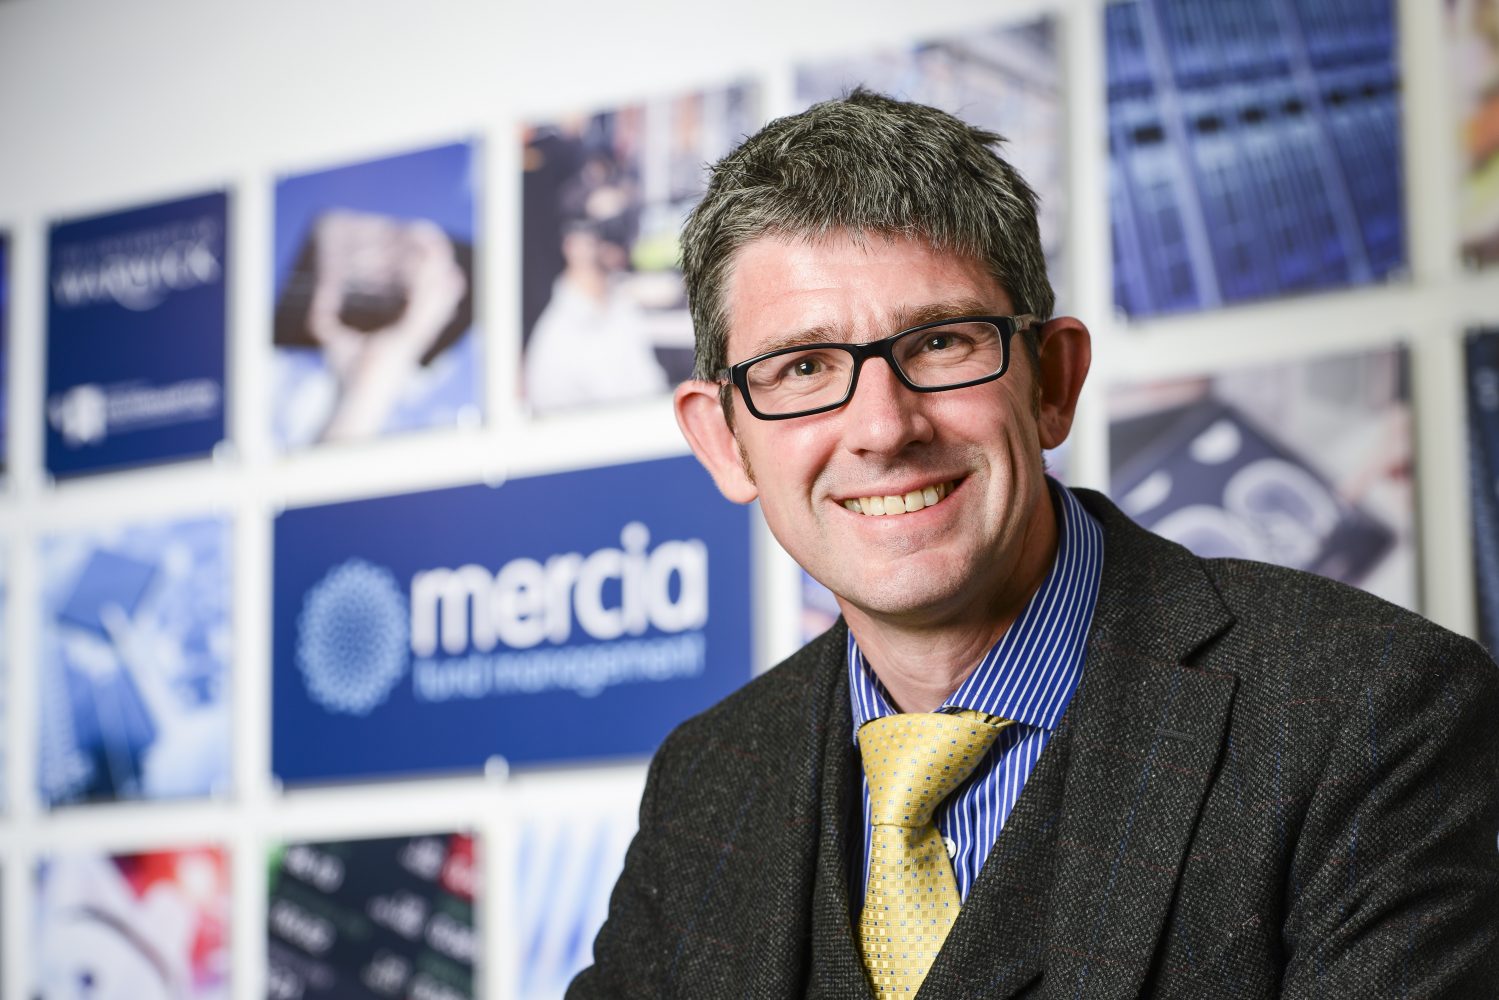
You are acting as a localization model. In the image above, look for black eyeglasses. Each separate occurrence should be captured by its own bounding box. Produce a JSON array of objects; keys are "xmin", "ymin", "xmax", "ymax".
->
[{"xmin": 724, "ymin": 314, "xmax": 1038, "ymax": 420}]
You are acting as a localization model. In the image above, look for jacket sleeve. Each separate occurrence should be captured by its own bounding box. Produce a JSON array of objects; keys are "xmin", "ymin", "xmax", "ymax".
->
[{"xmin": 1280, "ymin": 632, "xmax": 1499, "ymax": 998}]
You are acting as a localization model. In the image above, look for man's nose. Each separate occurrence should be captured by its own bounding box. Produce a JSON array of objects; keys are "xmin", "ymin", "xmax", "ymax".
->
[{"xmin": 840, "ymin": 357, "xmax": 934, "ymax": 454}]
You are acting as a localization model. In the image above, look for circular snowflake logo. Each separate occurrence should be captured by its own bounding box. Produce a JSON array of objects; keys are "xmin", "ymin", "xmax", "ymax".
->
[{"xmin": 297, "ymin": 559, "xmax": 410, "ymax": 715}]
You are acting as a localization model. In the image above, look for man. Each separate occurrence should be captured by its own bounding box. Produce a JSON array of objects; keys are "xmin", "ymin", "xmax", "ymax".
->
[{"xmin": 567, "ymin": 90, "xmax": 1499, "ymax": 999}]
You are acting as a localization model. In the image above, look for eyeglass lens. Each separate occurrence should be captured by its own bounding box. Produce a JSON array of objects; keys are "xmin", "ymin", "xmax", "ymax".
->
[{"xmin": 743, "ymin": 320, "xmax": 1006, "ymax": 416}]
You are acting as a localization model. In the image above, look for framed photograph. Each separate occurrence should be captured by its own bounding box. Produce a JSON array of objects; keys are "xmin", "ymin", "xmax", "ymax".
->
[
  {"xmin": 268, "ymin": 832, "xmax": 476, "ymax": 998},
  {"xmin": 1107, "ymin": 0, "xmax": 1405, "ymax": 317},
  {"xmin": 273, "ymin": 141, "xmax": 480, "ymax": 448},
  {"xmin": 0, "ymin": 546, "xmax": 7, "ymax": 812},
  {"xmin": 521, "ymin": 84, "xmax": 760, "ymax": 415},
  {"xmin": 34, "ymin": 846, "xmax": 229, "ymax": 999},
  {"xmin": 1109, "ymin": 345, "xmax": 1416, "ymax": 609},
  {"xmin": 1466, "ymin": 328, "xmax": 1499, "ymax": 653},
  {"xmin": 37, "ymin": 516, "xmax": 231, "ymax": 807},
  {"xmin": 46, "ymin": 193, "xmax": 228, "ymax": 476},
  {"xmin": 1, "ymin": 232, "xmax": 8, "ymax": 474},
  {"xmin": 272, "ymin": 456, "xmax": 752, "ymax": 784},
  {"xmin": 796, "ymin": 17, "xmax": 1068, "ymax": 308},
  {"xmin": 514, "ymin": 803, "xmax": 635, "ymax": 999},
  {"xmin": 1449, "ymin": 0, "xmax": 1499, "ymax": 266}
]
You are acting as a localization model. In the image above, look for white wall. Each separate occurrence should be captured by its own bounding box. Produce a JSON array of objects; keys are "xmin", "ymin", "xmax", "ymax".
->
[{"xmin": 0, "ymin": 0, "xmax": 1495, "ymax": 996}]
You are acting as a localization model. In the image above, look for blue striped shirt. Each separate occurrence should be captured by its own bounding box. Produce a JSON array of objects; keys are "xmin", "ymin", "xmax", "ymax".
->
[{"xmin": 848, "ymin": 482, "xmax": 1104, "ymax": 903}]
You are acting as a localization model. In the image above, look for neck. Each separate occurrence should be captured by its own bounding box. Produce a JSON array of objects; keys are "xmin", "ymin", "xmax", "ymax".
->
[{"xmin": 841, "ymin": 495, "xmax": 1060, "ymax": 714}]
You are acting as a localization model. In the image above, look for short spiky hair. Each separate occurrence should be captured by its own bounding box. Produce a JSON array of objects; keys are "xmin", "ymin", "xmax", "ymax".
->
[{"xmin": 681, "ymin": 88, "xmax": 1054, "ymax": 385}]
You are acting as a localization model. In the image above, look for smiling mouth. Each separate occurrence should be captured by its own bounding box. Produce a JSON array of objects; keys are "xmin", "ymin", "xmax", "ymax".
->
[{"xmin": 841, "ymin": 480, "xmax": 957, "ymax": 517}]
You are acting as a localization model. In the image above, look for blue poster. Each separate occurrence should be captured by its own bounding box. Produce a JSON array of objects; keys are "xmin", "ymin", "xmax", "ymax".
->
[
  {"xmin": 272, "ymin": 456, "xmax": 753, "ymax": 783},
  {"xmin": 1107, "ymin": 0, "xmax": 1404, "ymax": 317},
  {"xmin": 1466, "ymin": 329, "xmax": 1499, "ymax": 655},
  {"xmin": 516, "ymin": 803, "xmax": 635, "ymax": 999},
  {"xmin": 38, "ymin": 517, "xmax": 232, "ymax": 807},
  {"xmin": 1, "ymin": 233, "xmax": 9, "ymax": 473},
  {"xmin": 273, "ymin": 142, "xmax": 480, "ymax": 449},
  {"xmin": 46, "ymin": 193, "xmax": 228, "ymax": 477},
  {"xmin": 0, "ymin": 547, "xmax": 8, "ymax": 812}
]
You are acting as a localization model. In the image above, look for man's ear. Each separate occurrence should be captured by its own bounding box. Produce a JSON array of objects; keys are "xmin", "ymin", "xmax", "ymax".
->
[
  {"xmin": 1033, "ymin": 316, "xmax": 1091, "ymax": 450},
  {"xmin": 674, "ymin": 380, "xmax": 759, "ymax": 504}
]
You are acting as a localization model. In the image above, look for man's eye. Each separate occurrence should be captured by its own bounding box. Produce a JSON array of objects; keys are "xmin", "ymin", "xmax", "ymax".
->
[
  {"xmin": 924, "ymin": 334, "xmax": 955, "ymax": 351},
  {"xmin": 791, "ymin": 357, "xmax": 824, "ymax": 377}
]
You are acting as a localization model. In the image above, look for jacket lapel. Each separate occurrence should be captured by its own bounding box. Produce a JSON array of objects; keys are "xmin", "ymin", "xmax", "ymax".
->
[
  {"xmin": 806, "ymin": 631, "xmax": 878, "ymax": 1000},
  {"xmin": 920, "ymin": 710, "xmax": 1075, "ymax": 999},
  {"xmin": 1038, "ymin": 491, "xmax": 1238, "ymax": 999}
]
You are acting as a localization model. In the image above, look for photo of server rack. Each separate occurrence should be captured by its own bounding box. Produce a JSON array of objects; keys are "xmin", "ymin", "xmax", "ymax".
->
[{"xmin": 1107, "ymin": 0, "xmax": 1405, "ymax": 318}]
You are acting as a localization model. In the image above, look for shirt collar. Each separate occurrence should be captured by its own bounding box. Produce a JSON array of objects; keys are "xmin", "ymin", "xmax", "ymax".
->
[{"xmin": 847, "ymin": 479, "xmax": 1104, "ymax": 740}]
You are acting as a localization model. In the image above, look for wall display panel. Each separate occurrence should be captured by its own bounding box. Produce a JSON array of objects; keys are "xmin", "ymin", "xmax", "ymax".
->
[
  {"xmin": 1466, "ymin": 328, "xmax": 1499, "ymax": 653},
  {"xmin": 37, "ymin": 516, "xmax": 232, "ymax": 807},
  {"xmin": 1109, "ymin": 344, "xmax": 1415, "ymax": 609},
  {"xmin": 514, "ymin": 802, "xmax": 636, "ymax": 999},
  {"xmin": 1106, "ymin": 0, "xmax": 1404, "ymax": 318},
  {"xmin": 1, "ymin": 232, "xmax": 8, "ymax": 474},
  {"xmin": 272, "ymin": 455, "xmax": 753, "ymax": 784},
  {"xmin": 273, "ymin": 142, "xmax": 480, "ymax": 449},
  {"xmin": 521, "ymin": 83, "xmax": 761, "ymax": 415},
  {"xmin": 267, "ymin": 832, "xmax": 477, "ymax": 999},
  {"xmin": 0, "ymin": 547, "xmax": 7, "ymax": 812},
  {"xmin": 45, "ymin": 192, "xmax": 228, "ymax": 477},
  {"xmin": 1450, "ymin": 0, "xmax": 1499, "ymax": 266},
  {"xmin": 34, "ymin": 846, "xmax": 229, "ymax": 999},
  {"xmin": 795, "ymin": 16, "xmax": 1069, "ymax": 308}
]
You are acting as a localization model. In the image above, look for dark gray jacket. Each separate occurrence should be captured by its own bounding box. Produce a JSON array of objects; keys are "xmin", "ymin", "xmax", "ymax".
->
[{"xmin": 569, "ymin": 489, "xmax": 1499, "ymax": 999}]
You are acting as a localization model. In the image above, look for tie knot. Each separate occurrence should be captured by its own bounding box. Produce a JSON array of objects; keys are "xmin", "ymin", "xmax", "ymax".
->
[{"xmin": 858, "ymin": 710, "xmax": 1012, "ymax": 827}]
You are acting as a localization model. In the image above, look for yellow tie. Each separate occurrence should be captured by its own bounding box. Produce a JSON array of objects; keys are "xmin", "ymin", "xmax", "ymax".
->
[{"xmin": 856, "ymin": 710, "xmax": 1013, "ymax": 998}]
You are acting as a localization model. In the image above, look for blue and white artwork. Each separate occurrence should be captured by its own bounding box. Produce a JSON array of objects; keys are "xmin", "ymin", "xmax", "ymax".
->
[
  {"xmin": 1107, "ymin": 0, "xmax": 1405, "ymax": 317},
  {"xmin": 1466, "ymin": 329, "xmax": 1499, "ymax": 655},
  {"xmin": 38, "ymin": 516, "xmax": 232, "ymax": 806},
  {"xmin": 271, "ymin": 455, "xmax": 754, "ymax": 784},
  {"xmin": 1, "ymin": 233, "xmax": 9, "ymax": 473},
  {"xmin": 273, "ymin": 141, "xmax": 480, "ymax": 449},
  {"xmin": 46, "ymin": 193, "xmax": 228, "ymax": 477},
  {"xmin": 515, "ymin": 802, "xmax": 636, "ymax": 999},
  {"xmin": 0, "ymin": 547, "xmax": 8, "ymax": 812},
  {"xmin": 1110, "ymin": 345, "xmax": 1416, "ymax": 609}
]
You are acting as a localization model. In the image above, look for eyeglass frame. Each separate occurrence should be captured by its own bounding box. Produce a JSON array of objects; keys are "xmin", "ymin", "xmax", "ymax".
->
[{"xmin": 721, "ymin": 314, "xmax": 1040, "ymax": 421}]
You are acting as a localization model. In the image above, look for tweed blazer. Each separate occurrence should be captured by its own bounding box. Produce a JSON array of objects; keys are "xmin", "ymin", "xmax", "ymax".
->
[{"xmin": 567, "ymin": 489, "xmax": 1499, "ymax": 999}]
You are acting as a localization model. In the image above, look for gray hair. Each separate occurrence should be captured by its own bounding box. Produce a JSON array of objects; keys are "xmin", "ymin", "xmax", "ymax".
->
[{"xmin": 681, "ymin": 87, "xmax": 1054, "ymax": 389}]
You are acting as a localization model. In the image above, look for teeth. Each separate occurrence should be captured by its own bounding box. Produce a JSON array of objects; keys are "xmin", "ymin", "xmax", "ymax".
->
[{"xmin": 847, "ymin": 481, "xmax": 955, "ymax": 518}]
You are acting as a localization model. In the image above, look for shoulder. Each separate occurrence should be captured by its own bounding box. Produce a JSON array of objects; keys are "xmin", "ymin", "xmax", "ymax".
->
[
  {"xmin": 646, "ymin": 622, "xmax": 848, "ymax": 786},
  {"xmin": 1203, "ymin": 555, "xmax": 1494, "ymax": 678}
]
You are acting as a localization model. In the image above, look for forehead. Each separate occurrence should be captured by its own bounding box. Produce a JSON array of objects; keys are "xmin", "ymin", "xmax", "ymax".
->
[{"xmin": 722, "ymin": 232, "xmax": 1011, "ymax": 360}]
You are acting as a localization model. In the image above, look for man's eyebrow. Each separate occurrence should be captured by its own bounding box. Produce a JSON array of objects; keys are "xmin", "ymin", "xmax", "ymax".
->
[
  {"xmin": 748, "ymin": 325, "xmax": 847, "ymax": 356},
  {"xmin": 745, "ymin": 299, "xmax": 1001, "ymax": 359},
  {"xmin": 888, "ymin": 298, "xmax": 997, "ymax": 330}
]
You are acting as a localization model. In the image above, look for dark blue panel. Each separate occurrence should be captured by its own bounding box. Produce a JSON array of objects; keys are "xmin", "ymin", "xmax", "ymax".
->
[
  {"xmin": 0, "ymin": 234, "xmax": 8, "ymax": 472},
  {"xmin": 271, "ymin": 455, "xmax": 754, "ymax": 783},
  {"xmin": 1466, "ymin": 330, "xmax": 1499, "ymax": 657},
  {"xmin": 1106, "ymin": 0, "xmax": 1405, "ymax": 319},
  {"xmin": 45, "ymin": 192, "xmax": 228, "ymax": 476}
]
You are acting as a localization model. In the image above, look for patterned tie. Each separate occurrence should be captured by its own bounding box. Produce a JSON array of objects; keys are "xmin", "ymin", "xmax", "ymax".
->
[{"xmin": 856, "ymin": 709, "xmax": 1013, "ymax": 998}]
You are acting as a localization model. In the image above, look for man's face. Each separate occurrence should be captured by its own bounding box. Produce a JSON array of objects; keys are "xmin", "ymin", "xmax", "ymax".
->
[{"xmin": 699, "ymin": 231, "xmax": 1075, "ymax": 627}]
